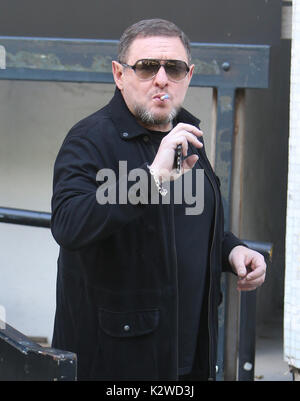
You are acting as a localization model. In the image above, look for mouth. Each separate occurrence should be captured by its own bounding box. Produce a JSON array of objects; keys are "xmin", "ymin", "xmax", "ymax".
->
[{"xmin": 152, "ymin": 93, "xmax": 170, "ymax": 103}]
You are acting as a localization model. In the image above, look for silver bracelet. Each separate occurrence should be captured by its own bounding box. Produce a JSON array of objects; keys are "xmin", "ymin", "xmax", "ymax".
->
[{"xmin": 147, "ymin": 165, "xmax": 168, "ymax": 196}]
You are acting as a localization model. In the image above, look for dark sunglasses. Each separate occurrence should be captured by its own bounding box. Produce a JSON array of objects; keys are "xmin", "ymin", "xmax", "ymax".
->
[{"xmin": 120, "ymin": 59, "xmax": 190, "ymax": 82}]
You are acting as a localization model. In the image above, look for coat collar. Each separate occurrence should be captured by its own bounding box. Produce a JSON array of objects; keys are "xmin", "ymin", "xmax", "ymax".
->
[{"xmin": 108, "ymin": 87, "xmax": 201, "ymax": 141}]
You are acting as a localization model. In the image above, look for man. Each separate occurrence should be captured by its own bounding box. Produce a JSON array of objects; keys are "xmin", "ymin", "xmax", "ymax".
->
[{"xmin": 51, "ymin": 19, "xmax": 266, "ymax": 381}]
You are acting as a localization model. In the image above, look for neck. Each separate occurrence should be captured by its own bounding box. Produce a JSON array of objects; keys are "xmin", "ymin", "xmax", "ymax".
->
[{"xmin": 140, "ymin": 121, "xmax": 173, "ymax": 132}]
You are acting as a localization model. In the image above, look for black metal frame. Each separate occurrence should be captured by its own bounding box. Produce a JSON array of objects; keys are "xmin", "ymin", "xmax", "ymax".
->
[
  {"xmin": 0, "ymin": 36, "xmax": 271, "ymax": 381},
  {"xmin": 0, "ymin": 319, "xmax": 76, "ymax": 381}
]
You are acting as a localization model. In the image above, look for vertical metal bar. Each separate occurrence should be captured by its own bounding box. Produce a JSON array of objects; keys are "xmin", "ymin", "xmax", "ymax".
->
[
  {"xmin": 214, "ymin": 87, "xmax": 236, "ymax": 231},
  {"xmin": 223, "ymin": 89, "xmax": 245, "ymax": 381},
  {"xmin": 238, "ymin": 290, "xmax": 257, "ymax": 381},
  {"xmin": 237, "ymin": 242, "xmax": 272, "ymax": 381},
  {"xmin": 214, "ymin": 87, "xmax": 236, "ymax": 380},
  {"xmin": 223, "ymin": 275, "xmax": 240, "ymax": 380}
]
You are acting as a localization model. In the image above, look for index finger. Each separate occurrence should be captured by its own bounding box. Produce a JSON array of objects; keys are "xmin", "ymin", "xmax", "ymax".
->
[
  {"xmin": 173, "ymin": 123, "xmax": 203, "ymax": 137},
  {"xmin": 246, "ymin": 257, "xmax": 266, "ymax": 281}
]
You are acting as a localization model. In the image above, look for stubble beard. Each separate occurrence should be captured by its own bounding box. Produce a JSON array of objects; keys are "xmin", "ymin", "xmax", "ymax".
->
[{"xmin": 133, "ymin": 104, "xmax": 180, "ymax": 130}]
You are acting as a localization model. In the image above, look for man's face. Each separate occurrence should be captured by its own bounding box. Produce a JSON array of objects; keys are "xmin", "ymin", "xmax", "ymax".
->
[{"xmin": 112, "ymin": 36, "xmax": 194, "ymax": 131}]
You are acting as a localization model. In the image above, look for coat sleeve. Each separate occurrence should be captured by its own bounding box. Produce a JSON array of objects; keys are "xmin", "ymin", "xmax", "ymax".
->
[
  {"xmin": 221, "ymin": 231, "xmax": 248, "ymax": 273},
  {"xmin": 51, "ymin": 134, "xmax": 154, "ymax": 250}
]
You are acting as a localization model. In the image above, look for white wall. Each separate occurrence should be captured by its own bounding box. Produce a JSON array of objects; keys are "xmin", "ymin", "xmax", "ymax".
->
[
  {"xmin": 0, "ymin": 80, "xmax": 213, "ymax": 343},
  {"xmin": 284, "ymin": 0, "xmax": 300, "ymax": 370},
  {"xmin": 0, "ymin": 81, "xmax": 115, "ymax": 341}
]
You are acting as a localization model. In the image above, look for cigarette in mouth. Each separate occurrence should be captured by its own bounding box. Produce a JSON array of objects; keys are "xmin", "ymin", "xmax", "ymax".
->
[{"xmin": 160, "ymin": 94, "xmax": 169, "ymax": 101}]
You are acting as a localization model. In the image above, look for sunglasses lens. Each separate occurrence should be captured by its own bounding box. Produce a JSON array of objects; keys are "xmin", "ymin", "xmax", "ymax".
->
[
  {"xmin": 134, "ymin": 59, "xmax": 189, "ymax": 81},
  {"xmin": 165, "ymin": 60, "xmax": 189, "ymax": 81},
  {"xmin": 135, "ymin": 60, "xmax": 160, "ymax": 80}
]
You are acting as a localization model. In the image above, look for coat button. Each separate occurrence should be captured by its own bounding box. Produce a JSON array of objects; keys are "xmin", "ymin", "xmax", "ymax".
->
[
  {"xmin": 122, "ymin": 132, "xmax": 129, "ymax": 137},
  {"xmin": 123, "ymin": 324, "xmax": 130, "ymax": 332},
  {"xmin": 143, "ymin": 135, "xmax": 149, "ymax": 142}
]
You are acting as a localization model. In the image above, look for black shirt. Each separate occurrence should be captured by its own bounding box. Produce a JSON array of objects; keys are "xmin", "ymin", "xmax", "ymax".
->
[{"xmin": 148, "ymin": 129, "xmax": 215, "ymax": 375}]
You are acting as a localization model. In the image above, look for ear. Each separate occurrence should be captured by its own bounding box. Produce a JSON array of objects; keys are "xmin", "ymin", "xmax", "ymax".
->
[
  {"xmin": 112, "ymin": 61, "xmax": 124, "ymax": 90},
  {"xmin": 187, "ymin": 64, "xmax": 194, "ymax": 86}
]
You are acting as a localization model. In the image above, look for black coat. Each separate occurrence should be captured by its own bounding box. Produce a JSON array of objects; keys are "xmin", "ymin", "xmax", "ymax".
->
[{"xmin": 51, "ymin": 88, "xmax": 243, "ymax": 380}]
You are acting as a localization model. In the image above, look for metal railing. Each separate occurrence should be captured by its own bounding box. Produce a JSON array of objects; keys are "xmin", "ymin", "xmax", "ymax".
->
[{"xmin": 0, "ymin": 319, "xmax": 76, "ymax": 381}]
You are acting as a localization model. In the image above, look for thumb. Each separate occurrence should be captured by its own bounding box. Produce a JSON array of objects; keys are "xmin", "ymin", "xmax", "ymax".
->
[
  {"xmin": 236, "ymin": 264, "xmax": 247, "ymax": 278},
  {"xmin": 229, "ymin": 246, "xmax": 248, "ymax": 278},
  {"xmin": 183, "ymin": 154, "xmax": 199, "ymax": 171}
]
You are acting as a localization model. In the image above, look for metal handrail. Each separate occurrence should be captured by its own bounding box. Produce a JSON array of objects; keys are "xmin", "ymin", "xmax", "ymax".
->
[
  {"xmin": 0, "ymin": 206, "xmax": 273, "ymax": 259},
  {"xmin": 0, "ymin": 206, "xmax": 51, "ymax": 228}
]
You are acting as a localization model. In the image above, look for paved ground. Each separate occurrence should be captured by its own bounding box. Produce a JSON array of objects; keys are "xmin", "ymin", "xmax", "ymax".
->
[{"xmin": 254, "ymin": 314, "xmax": 293, "ymax": 381}]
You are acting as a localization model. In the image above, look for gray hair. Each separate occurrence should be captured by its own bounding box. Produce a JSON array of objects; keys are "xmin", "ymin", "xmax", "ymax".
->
[{"xmin": 118, "ymin": 19, "xmax": 192, "ymax": 64}]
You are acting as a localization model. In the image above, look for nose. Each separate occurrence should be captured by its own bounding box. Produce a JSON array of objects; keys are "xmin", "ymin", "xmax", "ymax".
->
[{"xmin": 153, "ymin": 65, "xmax": 169, "ymax": 87}]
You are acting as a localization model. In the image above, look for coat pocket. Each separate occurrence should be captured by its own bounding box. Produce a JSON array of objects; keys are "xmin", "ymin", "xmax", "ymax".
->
[
  {"xmin": 99, "ymin": 308, "xmax": 160, "ymax": 338},
  {"xmin": 92, "ymin": 308, "xmax": 160, "ymax": 380}
]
